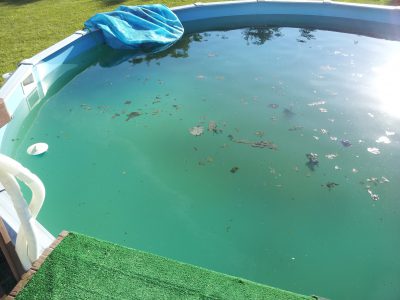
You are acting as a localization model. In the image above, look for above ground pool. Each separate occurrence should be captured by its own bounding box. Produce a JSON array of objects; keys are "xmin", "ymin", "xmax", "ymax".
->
[{"xmin": 3, "ymin": 25, "xmax": 400, "ymax": 299}]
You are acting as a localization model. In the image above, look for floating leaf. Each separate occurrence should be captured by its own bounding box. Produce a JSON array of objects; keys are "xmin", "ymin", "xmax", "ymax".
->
[
  {"xmin": 230, "ymin": 166, "xmax": 239, "ymax": 173},
  {"xmin": 126, "ymin": 111, "xmax": 141, "ymax": 121}
]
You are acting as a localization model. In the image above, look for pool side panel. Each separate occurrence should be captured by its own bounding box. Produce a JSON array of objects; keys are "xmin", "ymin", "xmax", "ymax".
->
[
  {"xmin": 0, "ymin": 31, "xmax": 104, "ymax": 128},
  {"xmin": 174, "ymin": 1, "xmax": 400, "ymax": 38}
]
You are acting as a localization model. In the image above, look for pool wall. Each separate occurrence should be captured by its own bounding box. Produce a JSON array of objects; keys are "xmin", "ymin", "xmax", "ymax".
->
[{"xmin": 0, "ymin": 0, "xmax": 399, "ymax": 245}]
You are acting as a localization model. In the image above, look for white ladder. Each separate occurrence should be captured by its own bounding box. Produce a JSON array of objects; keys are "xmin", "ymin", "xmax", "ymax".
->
[{"xmin": 0, "ymin": 153, "xmax": 54, "ymax": 270}]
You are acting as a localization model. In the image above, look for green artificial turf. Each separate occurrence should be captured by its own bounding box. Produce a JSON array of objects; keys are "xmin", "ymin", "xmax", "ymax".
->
[
  {"xmin": 0, "ymin": 0, "xmax": 397, "ymax": 86},
  {"xmin": 15, "ymin": 232, "xmax": 313, "ymax": 300}
]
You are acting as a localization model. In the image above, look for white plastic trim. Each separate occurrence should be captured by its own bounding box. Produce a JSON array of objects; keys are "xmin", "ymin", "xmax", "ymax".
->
[{"xmin": 0, "ymin": 153, "xmax": 51, "ymax": 270}]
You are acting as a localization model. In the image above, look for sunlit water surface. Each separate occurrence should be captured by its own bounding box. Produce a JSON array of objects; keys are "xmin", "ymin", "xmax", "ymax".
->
[{"xmin": 5, "ymin": 28, "xmax": 400, "ymax": 300}]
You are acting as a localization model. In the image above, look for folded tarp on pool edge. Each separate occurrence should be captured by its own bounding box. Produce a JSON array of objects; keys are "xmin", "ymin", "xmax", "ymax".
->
[{"xmin": 84, "ymin": 4, "xmax": 184, "ymax": 52}]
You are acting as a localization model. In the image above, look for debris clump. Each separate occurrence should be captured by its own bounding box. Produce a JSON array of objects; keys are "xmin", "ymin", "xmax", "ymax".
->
[
  {"xmin": 322, "ymin": 182, "xmax": 339, "ymax": 190},
  {"xmin": 341, "ymin": 139, "xmax": 352, "ymax": 147},
  {"xmin": 208, "ymin": 121, "xmax": 222, "ymax": 134},
  {"xmin": 306, "ymin": 153, "xmax": 319, "ymax": 171},
  {"xmin": 230, "ymin": 166, "xmax": 239, "ymax": 173},
  {"xmin": 228, "ymin": 134, "xmax": 277, "ymax": 150}
]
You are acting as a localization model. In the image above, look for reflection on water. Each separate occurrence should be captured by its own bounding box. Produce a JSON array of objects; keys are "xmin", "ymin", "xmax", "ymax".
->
[
  {"xmin": 105, "ymin": 27, "xmax": 318, "ymax": 65},
  {"xmin": 130, "ymin": 33, "xmax": 203, "ymax": 64},
  {"xmin": 372, "ymin": 55, "xmax": 400, "ymax": 118},
  {"xmin": 242, "ymin": 27, "xmax": 282, "ymax": 45}
]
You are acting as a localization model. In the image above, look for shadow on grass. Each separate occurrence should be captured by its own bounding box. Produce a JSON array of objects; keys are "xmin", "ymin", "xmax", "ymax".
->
[
  {"xmin": 100, "ymin": 0, "xmax": 126, "ymax": 6},
  {"xmin": 0, "ymin": 0, "xmax": 41, "ymax": 5},
  {"xmin": 0, "ymin": 0, "xmax": 128, "ymax": 6}
]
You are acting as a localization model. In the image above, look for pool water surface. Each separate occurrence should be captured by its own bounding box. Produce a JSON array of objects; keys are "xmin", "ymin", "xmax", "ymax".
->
[{"xmin": 5, "ymin": 27, "xmax": 400, "ymax": 299}]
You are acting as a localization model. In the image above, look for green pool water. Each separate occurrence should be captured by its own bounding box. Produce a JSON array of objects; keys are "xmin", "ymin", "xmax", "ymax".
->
[{"xmin": 5, "ymin": 27, "xmax": 400, "ymax": 299}]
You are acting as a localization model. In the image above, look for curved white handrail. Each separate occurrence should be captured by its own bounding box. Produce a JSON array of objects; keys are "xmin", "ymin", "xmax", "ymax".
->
[{"xmin": 0, "ymin": 153, "xmax": 48, "ymax": 270}]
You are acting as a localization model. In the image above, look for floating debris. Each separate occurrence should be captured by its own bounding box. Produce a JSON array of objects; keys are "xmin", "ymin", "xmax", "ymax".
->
[
  {"xmin": 196, "ymin": 75, "xmax": 206, "ymax": 80},
  {"xmin": 341, "ymin": 140, "xmax": 352, "ymax": 147},
  {"xmin": 381, "ymin": 176, "xmax": 390, "ymax": 183},
  {"xmin": 352, "ymin": 168, "xmax": 359, "ymax": 173},
  {"xmin": 228, "ymin": 135, "xmax": 277, "ymax": 150},
  {"xmin": 198, "ymin": 156, "xmax": 214, "ymax": 166},
  {"xmin": 255, "ymin": 131, "xmax": 264, "ymax": 137},
  {"xmin": 80, "ymin": 104, "xmax": 92, "ymax": 111},
  {"xmin": 313, "ymin": 136, "xmax": 320, "ymax": 141},
  {"xmin": 320, "ymin": 129, "xmax": 328, "ymax": 135},
  {"xmin": 27, "ymin": 143, "xmax": 48, "ymax": 156},
  {"xmin": 366, "ymin": 177, "xmax": 379, "ymax": 185},
  {"xmin": 363, "ymin": 176, "xmax": 389, "ymax": 187},
  {"xmin": 330, "ymin": 136, "xmax": 338, "ymax": 141},
  {"xmin": 319, "ymin": 108, "xmax": 328, "ymax": 113},
  {"xmin": 126, "ymin": 111, "xmax": 141, "ymax": 121},
  {"xmin": 288, "ymin": 126, "xmax": 303, "ymax": 131},
  {"xmin": 189, "ymin": 126, "xmax": 204, "ymax": 136},
  {"xmin": 385, "ymin": 131, "xmax": 395, "ymax": 136},
  {"xmin": 376, "ymin": 136, "xmax": 391, "ymax": 144},
  {"xmin": 306, "ymin": 153, "xmax": 319, "ymax": 171},
  {"xmin": 208, "ymin": 121, "xmax": 221, "ymax": 134},
  {"xmin": 367, "ymin": 112, "xmax": 374, "ymax": 118},
  {"xmin": 230, "ymin": 166, "xmax": 239, "ymax": 173},
  {"xmin": 367, "ymin": 189, "xmax": 379, "ymax": 201},
  {"xmin": 283, "ymin": 107, "xmax": 295, "ymax": 118},
  {"xmin": 367, "ymin": 147, "xmax": 380, "ymax": 155},
  {"xmin": 325, "ymin": 153, "xmax": 338, "ymax": 160},
  {"xmin": 322, "ymin": 182, "xmax": 339, "ymax": 190},
  {"xmin": 251, "ymin": 141, "xmax": 277, "ymax": 150},
  {"xmin": 269, "ymin": 103, "xmax": 279, "ymax": 109},
  {"xmin": 307, "ymin": 100, "xmax": 326, "ymax": 107},
  {"xmin": 334, "ymin": 165, "xmax": 341, "ymax": 170}
]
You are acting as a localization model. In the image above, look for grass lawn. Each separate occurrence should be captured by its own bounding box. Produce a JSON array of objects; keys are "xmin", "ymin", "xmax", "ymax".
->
[{"xmin": 0, "ymin": 0, "xmax": 397, "ymax": 85}]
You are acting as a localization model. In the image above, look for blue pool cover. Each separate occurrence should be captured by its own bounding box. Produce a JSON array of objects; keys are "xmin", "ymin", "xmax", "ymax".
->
[{"xmin": 84, "ymin": 5, "xmax": 184, "ymax": 52}]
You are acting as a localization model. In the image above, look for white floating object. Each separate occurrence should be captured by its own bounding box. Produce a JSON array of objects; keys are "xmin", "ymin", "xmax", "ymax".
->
[
  {"xmin": 27, "ymin": 143, "xmax": 48, "ymax": 156},
  {"xmin": 376, "ymin": 136, "xmax": 391, "ymax": 144},
  {"xmin": 307, "ymin": 100, "xmax": 326, "ymax": 107},
  {"xmin": 325, "ymin": 153, "xmax": 337, "ymax": 160},
  {"xmin": 367, "ymin": 147, "xmax": 380, "ymax": 155},
  {"xmin": 189, "ymin": 126, "xmax": 204, "ymax": 136},
  {"xmin": 385, "ymin": 131, "xmax": 395, "ymax": 136}
]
